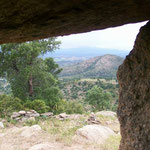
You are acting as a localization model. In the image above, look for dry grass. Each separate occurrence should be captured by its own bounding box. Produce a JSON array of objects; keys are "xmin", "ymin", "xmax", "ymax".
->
[{"xmin": 102, "ymin": 135, "xmax": 121, "ymax": 150}]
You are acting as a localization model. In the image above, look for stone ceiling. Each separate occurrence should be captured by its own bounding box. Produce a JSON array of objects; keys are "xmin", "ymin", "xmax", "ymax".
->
[{"xmin": 0, "ymin": 0, "xmax": 150, "ymax": 43}]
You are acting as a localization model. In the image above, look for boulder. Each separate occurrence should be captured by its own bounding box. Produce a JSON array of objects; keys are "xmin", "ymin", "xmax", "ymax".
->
[
  {"xmin": 96, "ymin": 111, "xmax": 116, "ymax": 118},
  {"xmin": 20, "ymin": 125, "xmax": 42, "ymax": 138},
  {"xmin": 75, "ymin": 125, "xmax": 115, "ymax": 144},
  {"xmin": 28, "ymin": 143, "xmax": 54, "ymax": 150}
]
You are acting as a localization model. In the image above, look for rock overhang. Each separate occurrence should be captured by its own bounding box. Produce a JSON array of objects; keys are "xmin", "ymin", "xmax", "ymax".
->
[{"xmin": 0, "ymin": 0, "xmax": 150, "ymax": 44}]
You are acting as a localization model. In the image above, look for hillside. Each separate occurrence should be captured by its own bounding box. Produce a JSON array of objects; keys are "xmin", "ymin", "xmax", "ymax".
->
[{"xmin": 59, "ymin": 54, "xmax": 124, "ymax": 79}]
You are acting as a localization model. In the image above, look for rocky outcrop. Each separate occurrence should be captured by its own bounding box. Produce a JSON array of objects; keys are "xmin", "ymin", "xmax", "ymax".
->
[
  {"xmin": 117, "ymin": 21, "xmax": 150, "ymax": 150},
  {"xmin": 11, "ymin": 110, "xmax": 40, "ymax": 122},
  {"xmin": 75, "ymin": 125, "xmax": 115, "ymax": 144},
  {"xmin": 0, "ymin": 1, "xmax": 150, "ymax": 44}
]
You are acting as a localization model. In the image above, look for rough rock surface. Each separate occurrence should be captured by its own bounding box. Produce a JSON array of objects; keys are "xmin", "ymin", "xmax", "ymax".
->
[
  {"xmin": 96, "ymin": 111, "xmax": 116, "ymax": 118},
  {"xmin": 0, "ymin": 0, "xmax": 150, "ymax": 44},
  {"xmin": 75, "ymin": 125, "xmax": 115, "ymax": 144},
  {"xmin": 20, "ymin": 125, "xmax": 42, "ymax": 138},
  {"xmin": 117, "ymin": 21, "xmax": 150, "ymax": 150}
]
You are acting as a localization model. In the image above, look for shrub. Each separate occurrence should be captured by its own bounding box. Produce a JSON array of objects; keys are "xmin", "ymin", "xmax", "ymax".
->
[
  {"xmin": 85, "ymin": 85, "xmax": 112, "ymax": 111},
  {"xmin": 55, "ymin": 99, "xmax": 85, "ymax": 114},
  {"xmin": 24, "ymin": 99, "xmax": 49, "ymax": 113},
  {"xmin": 0, "ymin": 95, "xmax": 23, "ymax": 117}
]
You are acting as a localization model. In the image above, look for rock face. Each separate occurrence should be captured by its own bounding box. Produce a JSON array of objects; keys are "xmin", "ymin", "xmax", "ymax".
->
[
  {"xmin": 117, "ymin": 21, "xmax": 150, "ymax": 150},
  {"xmin": 75, "ymin": 125, "xmax": 115, "ymax": 144},
  {"xmin": 0, "ymin": 0, "xmax": 150, "ymax": 44}
]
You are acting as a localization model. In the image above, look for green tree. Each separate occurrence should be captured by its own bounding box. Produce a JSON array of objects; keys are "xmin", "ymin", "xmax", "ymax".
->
[
  {"xmin": 85, "ymin": 85, "xmax": 111, "ymax": 111},
  {"xmin": 0, "ymin": 38, "xmax": 62, "ymax": 104}
]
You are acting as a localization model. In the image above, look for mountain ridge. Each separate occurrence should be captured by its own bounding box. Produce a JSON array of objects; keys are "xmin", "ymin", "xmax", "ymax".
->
[
  {"xmin": 59, "ymin": 54, "xmax": 124, "ymax": 79},
  {"xmin": 43, "ymin": 47, "xmax": 129, "ymax": 59}
]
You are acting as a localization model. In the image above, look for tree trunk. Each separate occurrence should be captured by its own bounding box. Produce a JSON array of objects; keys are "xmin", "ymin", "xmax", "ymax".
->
[{"xmin": 28, "ymin": 75, "xmax": 33, "ymax": 97}]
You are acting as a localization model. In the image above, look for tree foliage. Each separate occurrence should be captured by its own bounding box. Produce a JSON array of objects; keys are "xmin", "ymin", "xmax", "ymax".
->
[
  {"xmin": 0, "ymin": 38, "xmax": 62, "ymax": 106},
  {"xmin": 85, "ymin": 85, "xmax": 111, "ymax": 111}
]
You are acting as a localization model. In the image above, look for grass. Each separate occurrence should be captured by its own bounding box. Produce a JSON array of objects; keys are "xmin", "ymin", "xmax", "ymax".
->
[
  {"xmin": 102, "ymin": 135, "xmax": 121, "ymax": 150},
  {"xmin": 38, "ymin": 116, "xmax": 87, "ymax": 144},
  {"xmin": 96, "ymin": 114, "xmax": 116, "ymax": 122}
]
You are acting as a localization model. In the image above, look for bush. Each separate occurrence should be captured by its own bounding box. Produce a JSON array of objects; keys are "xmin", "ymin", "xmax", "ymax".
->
[
  {"xmin": 0, "ymin": 95, "xmax": 23, "ymax": 117},
  {"xmin": 24, "ymin": 99, "xmax": 49, "ymax": 113},
  {"xmin": 85, "ymin": 85, "xmax": 112, "ymax": 111},
  {"xmin": 55, "ymin": 99, "xmax": 85, "ymax": 114}
]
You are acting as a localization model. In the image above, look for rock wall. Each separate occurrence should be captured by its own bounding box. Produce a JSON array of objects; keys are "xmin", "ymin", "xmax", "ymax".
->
[
  {"xmin": 117, "ymin": 21, "xmax": 150, "ymax": 150},
  {"xmin": 0, "ymin": 0, "xmax": 150, "ymax": 43}
]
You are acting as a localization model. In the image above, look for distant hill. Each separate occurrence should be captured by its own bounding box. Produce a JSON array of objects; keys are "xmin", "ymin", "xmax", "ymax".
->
[
  {"xmin": 59, "ymin": 54, "xmax": 124, "ymax": 79},
  {"xmin": 43, "ymin": 47, "xmax": 129, "ymax": 60}
]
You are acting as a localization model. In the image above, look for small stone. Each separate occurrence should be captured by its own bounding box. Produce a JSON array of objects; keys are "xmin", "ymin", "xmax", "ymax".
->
[
  {"xmin": 59, "ymin": 113, "xmax": 69, "ymax": 118},
  {"xmin": 18, "ymin": 111, "xmax": 26, "ymax": 115},
  {"xmin": 30, "ymin": 113, "xmax": 40, "ymax": 117},
  {"xmin": 30, "ymin": 110, "xmax": 37, "ymax": 113},
  {"xmin": 41, "ymin": 112, "xmax": 53, "ymax": 117},
  {"xmin": 11, "ymin": 112, "xmax": 20, "ymax": 119}
]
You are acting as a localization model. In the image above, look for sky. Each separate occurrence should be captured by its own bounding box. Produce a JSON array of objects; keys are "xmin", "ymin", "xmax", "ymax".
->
[{"xmin": 58, "ymin": 21, "xmax": 148, "ymax": 51}]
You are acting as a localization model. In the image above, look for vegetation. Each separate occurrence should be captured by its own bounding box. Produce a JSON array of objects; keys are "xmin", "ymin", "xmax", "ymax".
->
[
  {"xmin": 24, "ymin": 99, "xmax": 49, "ymax": 113},
  {"xmin": 55, "ymin": 99, "xmax": 85, "ymax": 114},
  {"xmin": 59, "ymin": 78, "xmax": 118, "ymax": 111},
  {"xmin": 0, "ymin": 38, "xmax": 67, "ymax": 113},
  {"xmin": 0, "ymin": 78, "xmax": 11, "ymax": 95},
  {"xmin": 85, "ymin": 85, "xmax": 111, "ymax": 111},
  {"xmin": 59, "ymin": 54, "xmax": 123, "ymax": 79},
  {"xmin": 0, "ymin": 95, "xmax": 23, "ymax": 117},
  {"xmin": 0, "ymin": 37, "xmax": 119, "ymax": 118},
  {"xmin": 0, "ymin": 38, "xmax": 61, "ymax": 100}
]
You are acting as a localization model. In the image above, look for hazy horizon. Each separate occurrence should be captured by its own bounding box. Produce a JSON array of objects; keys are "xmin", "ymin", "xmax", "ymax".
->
[{"xmin": 58, "ymin": 21, "xmax": 148, "ymax": 52}]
